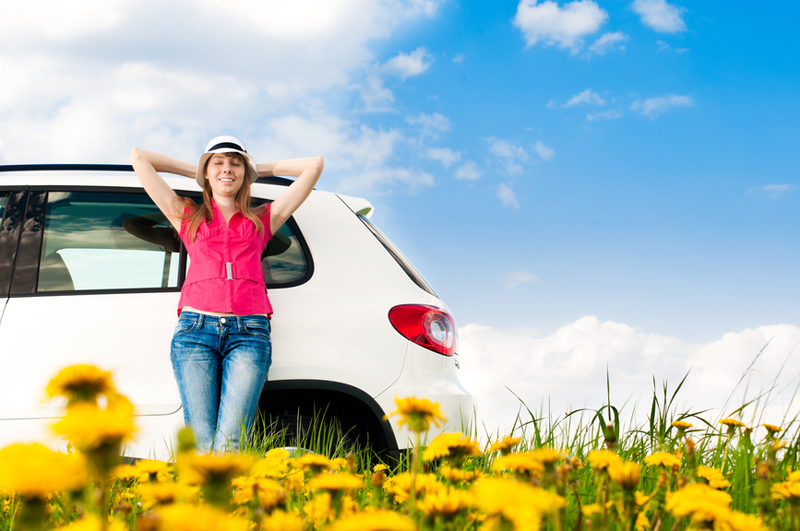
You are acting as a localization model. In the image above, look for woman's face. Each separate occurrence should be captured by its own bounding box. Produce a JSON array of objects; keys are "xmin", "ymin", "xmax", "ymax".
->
[{"xmin": 205, "ymin": 153, "xmax": 246, "ymax": 198}]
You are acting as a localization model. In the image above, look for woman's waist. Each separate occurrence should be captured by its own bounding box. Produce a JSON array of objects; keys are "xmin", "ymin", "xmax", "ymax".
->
[{"xmin": 180, "ymin": 307, "xmax": 269, "ymax": 318}]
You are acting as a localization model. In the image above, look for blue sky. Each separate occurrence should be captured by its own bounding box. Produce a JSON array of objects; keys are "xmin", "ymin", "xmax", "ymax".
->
[{"xmin": 3, "ymin": 0, "xmax": 800, "ymax": 431}]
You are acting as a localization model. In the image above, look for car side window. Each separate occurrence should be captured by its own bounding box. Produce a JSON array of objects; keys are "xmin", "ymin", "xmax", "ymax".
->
[
  {"xmin": 0, "ymin": 193, "xmax": 8, "ymax": 219},
  {"xmin": 262, "ymin": 221, "xmax": 309, "ymax": 285},
  {"xmin": 38, "ymin": 191, "xmax": 180, "ymax": 292}
]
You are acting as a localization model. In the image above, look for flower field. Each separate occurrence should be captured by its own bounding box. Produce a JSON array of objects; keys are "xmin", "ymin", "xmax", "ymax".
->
[{"xmin": 2, "ymin": 366, "xmax": 800, "ymax": 530}]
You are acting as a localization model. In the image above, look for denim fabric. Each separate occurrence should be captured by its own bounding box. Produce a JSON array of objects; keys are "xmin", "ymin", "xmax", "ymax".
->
[{"xmin": 170, "ymin": 311, "xmax": 271, "ymax": 453}]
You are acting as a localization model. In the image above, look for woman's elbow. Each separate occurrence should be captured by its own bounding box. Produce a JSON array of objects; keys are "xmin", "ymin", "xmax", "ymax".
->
[{"xmin": 312, "ymin": 156, "xmax": 324, "ymax": 173}]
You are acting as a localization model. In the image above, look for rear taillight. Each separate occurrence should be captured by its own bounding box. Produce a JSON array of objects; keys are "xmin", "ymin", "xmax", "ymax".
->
[{"xmin": 388, "ymin": 305, "xmax": 457, "ymax": 357}]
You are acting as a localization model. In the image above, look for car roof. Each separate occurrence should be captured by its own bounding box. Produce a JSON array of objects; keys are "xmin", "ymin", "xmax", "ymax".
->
[{"xmin": 0, "ymin": 164, "xmax": 295, "ymax": 187}]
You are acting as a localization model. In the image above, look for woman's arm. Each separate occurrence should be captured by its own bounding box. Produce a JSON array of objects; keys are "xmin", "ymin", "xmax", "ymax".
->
[
  {"xmin": 258, "ymin": 157, "xmax": 324, "ymax": 235},
  {"xmin": 130, "ymin": 148, "xmax": 198, "ymax": 231}
]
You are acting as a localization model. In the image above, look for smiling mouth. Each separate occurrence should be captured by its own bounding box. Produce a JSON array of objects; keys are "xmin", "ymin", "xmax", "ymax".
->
[{"xmin": 219, "ymin": 178, "xmax": 235, "ymax": 182}]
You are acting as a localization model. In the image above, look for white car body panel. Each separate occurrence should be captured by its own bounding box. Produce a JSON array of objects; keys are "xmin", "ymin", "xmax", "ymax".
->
[{"xmin": 0, "ymin": 168, "xmax": 474, "ymax": 459}]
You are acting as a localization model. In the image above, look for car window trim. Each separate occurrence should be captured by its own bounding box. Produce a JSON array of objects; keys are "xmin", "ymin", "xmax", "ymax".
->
[{"xmin": 0, "ymin": 187, "xmax": 29, "ymax": 297}]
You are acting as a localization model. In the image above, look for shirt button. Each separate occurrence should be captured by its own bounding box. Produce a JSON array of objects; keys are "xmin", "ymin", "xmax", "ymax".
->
[{"xmin": 220, "ymin": 317, "xmax": 226, "ymax": 324}]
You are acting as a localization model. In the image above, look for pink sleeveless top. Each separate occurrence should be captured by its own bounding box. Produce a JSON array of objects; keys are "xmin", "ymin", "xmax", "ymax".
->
[{"xmin": 178, "ymin": 199, "xmax": 273, "ymax": 316}]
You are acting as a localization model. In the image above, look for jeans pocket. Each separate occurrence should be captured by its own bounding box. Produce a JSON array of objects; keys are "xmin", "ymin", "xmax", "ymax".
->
[
  {"xmin": 243, "ymin": 319, "xmax": 271, "ymax": 339},
  {"xmin": 173, "ymin": 316, "xmax": 198, "ymax": 336}
]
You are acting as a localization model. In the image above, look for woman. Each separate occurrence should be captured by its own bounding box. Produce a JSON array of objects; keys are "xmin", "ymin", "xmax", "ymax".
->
[{"xmin": 131, "ymin": 136, "xmax": 323, "ymax": 453}]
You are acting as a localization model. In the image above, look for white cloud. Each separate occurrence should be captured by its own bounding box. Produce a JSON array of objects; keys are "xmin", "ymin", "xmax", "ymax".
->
[
  {"xmin": 0, "ymin": 0, "xmax": 443, "ymax": 191},
  {"xmin": 455, "ymin": 161, "xmax": 481, "ymax": 180},
  {"xmin": 453, "ymin": 53, "xmax": 465, "ymax": 63},
  {"xmin": 587, "ymin": 109, "xmax": 623, "ymax": 121},
  {"xmin": 406, "ymin": 112, "xmax": 452, "ymax": 137},
  {"xmin": 487, "ymin": 137, "xmax": 529, "ymax": 174},
  {"xmin": 357, "ymin": 74, "xmax": 396, "ymax": 113},
  {"xmin": 380, "ymin": 47, "xmax": 433, "ymax": 79},
  {"xmin": 533, "ymin": 140, "xmax": 555, "ymax": 160},
  {"xmin": 588, "ymin": 31, "xmax": 627, "ymax": 55},
  {"xmin": 426, "ymin": 147, "xmax": 461, "ymax": 168},
  {"xmin": 632, "ymin": 0, "xmax": 687, "ymax": 33},
  {"xmin": 497, "ymin": 183, "xmax": 520, "ymax": 209},
  {"xmin": 504, "ymin": 271, "xmax": 539, "ymax": 288},
  {"xmin": 631, "ymin": 94, "xmax": 694, "ymax": 119},
  {"xmin": 459, "ymin": 317, "xmax": 800, "ymax": 437},
  {"xmin": 564, "ymin": 88, "xmax": 605, "ymax": 107},
  {"xmin": 749, "ymin": 184, "xmax": 794, "ymax": 199},
  {"xmin": 513, "ymin": 0, "xmax": 608, "ymax": 53}
]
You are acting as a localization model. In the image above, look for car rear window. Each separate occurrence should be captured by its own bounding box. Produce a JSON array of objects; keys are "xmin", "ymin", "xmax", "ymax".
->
[{"xmin": 357, "ymin": 214, "xmax": 437, "ymax": 297}]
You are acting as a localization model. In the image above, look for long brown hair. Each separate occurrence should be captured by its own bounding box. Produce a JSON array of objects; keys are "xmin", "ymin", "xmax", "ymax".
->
[{"xmin": 172, "ymin": 152, "xmax": 267, "ymax": 241}]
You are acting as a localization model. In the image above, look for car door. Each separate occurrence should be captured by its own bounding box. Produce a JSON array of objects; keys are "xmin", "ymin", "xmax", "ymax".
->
[{"xmin": 0, "ymin": 187, "xmax": 185, "ymax": 450}]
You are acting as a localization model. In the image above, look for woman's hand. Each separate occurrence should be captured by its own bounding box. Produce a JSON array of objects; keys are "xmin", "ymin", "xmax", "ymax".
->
[{"xmin": 259, "ymin": 157, "xmax": 324, "ymax": 235}]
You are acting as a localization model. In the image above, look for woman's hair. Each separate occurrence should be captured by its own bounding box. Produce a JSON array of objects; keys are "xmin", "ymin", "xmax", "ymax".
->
[{"xmin": 172, "ymin": 152, "xmax": 267, "ymax": 241}]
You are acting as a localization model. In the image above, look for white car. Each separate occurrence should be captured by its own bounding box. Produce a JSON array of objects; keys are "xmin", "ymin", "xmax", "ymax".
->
[{"xmin": 0, "ymin": 164, "xmax": 473, "ymax": 460}]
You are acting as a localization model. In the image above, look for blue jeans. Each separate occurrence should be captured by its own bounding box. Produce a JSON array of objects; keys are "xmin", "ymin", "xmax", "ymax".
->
[{"xmin": 170, "ymin": 312, "xmax": 271, "ymax": 453}]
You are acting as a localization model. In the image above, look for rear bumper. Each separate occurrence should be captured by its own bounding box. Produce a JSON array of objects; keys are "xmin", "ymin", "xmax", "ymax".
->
[{"xmin": 375, "ymin": 343, "xmax": 474, "ymax": 449}]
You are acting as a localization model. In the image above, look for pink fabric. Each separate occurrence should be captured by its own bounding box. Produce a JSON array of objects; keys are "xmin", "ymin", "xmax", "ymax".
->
[{"xmin": 178, "ymin": 199, "xmax": 273, "ymax": 316}]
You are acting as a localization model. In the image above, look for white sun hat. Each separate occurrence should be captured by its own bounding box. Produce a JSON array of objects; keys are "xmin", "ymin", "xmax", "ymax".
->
[{"xmin": 196, "ymin": 135, "xmax": 258, "ymax": 186}]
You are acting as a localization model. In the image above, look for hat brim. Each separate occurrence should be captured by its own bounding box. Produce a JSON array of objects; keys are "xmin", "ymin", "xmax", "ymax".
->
[{"xmin": 196, "ymin": 150, "xmax": 258, "ymax": 187}]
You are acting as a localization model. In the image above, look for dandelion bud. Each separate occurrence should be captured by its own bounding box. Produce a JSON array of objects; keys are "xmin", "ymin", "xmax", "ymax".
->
[{"xmin": 371, "ymin": 470, "xmax": 387, "ymax": 489}]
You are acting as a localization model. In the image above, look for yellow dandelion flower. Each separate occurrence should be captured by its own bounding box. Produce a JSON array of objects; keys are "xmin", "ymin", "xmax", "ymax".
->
[
  {"xmin": 772, "ymin": 481, "xmax": 800, "ymax": 501},
  {"xmin": 530, "ymin": 447, "xmax": 564, "ymax": 465},
  {"xmin": 587, "ymin": 450, "xmax": 623, "ymax": 472},
  {"xmin": 158, "ymin": 503, "xmax": 250, "ymax": 531},
  {"xmin": 719, "ymin": 418, "xmax": 745, "ymax": 429},
  {"xmin": 111, "ymin": 464, "xmax": 139, "ymax": 481},
  {"xmin": 306, "ymin": 472, "xmax": 363, "ymax": 493},
  {"xmin": 304, "ymin": 490, "xmax": 334, "ymax": 528},
  {"xmin": 582, "ymin": 503, "xmax": 602, "ymax": 516},
  {"xmin": 292, "ymin": 453, "xmax": 334, "ymax": 476},
  {"xmin": 283, "ymin": 468, "xmax": 304, "ymax": 493},
  {"xmin": 422, "ymin": 432, "xmax": 480, "ymax": 462},
  {"xmin": 727, "ymin": 511, "xmax": 768, "ymax": 531},
  {"xmin": 697, "ymin": 466, "xmax": 731, "ymax": 489},
  {"xmin": 440, "ymin": 464, "xmax": 482, "ymax": 483},
  {"xmin": 331, "ymin": 457, "xmax": 349, "ymax": 471},
  {"xmin": 773, "ymin": 440, "xmax": 787, "ymax": 451},
  {"xmin": 251, "ymin": 455, "xmax": 288, "ymax": 479},
  {"xmin": 231, "ymin": 476, "xmax": 256, "ymax": 505},
  {"xmin": 0, "ymin": 443, "xmax": 87, "ymax": 498},
  {"xmin": 635, "ymin": 512, "xmax": 650, "ymax": 531},
  {"xmin": 384, "ymin": 472, "xmax": 442, "ymax": 504},
  {"xmin": 644, "ymin": 452, "xmax": 681, "ymax": 469},
  {"xmin": 256, "ymin": 478, "xmax": 287, "ymax": 511},
  {"xmin": 261, "ymin": 510, "xmax": 305, "ymax": 531},
  {"xmin": 491, "ymin": 452, "xmax": 544, "ymax": 479},
  {"xmin": 666, "ymin": 483, "xmax": 732, "ymax": 523},
  {"xmin": 51, "ymin": 397, "xmax": 136, "ymax": 451},
  {"xmin": 387, "ymin": 396, "xmax": 447, "ymax": 433},
  {"xmin": 607, "ymin": 461, "xmax": 641, "ymax": 490},
  {"xmin": 182, "ymin": 453, "xmax": 253, "ymax": 485},
  {"xmin": 266, "ymin": 447, "xmax": 290, "ymax": 460},
  {"xmin": 373, "ymin": 464, "xmax": 388, "ymax": 473},
  {"xmin": 671, "ymin": 420, "xmax": 692, "ymax": 430},
  {"xmin": 763, "ymin": 423, "xmax": 782, "ymax": 434},
  {"xmin": 470, "ymin": 477, "xmax": 565, "ymax": 528},
  {"xmin": 53, "ymin": 515, "xmax": 127, "ymax": 531},
  {"xmin": 135, "ymin": 459, "xmax": 171, "ymax": 476},
  {"xmin": 137, "ymin": 481, "xmax": 195, "ymax": 510},
  {"xmin": 328, "ymin": 509, "xmax": 417, "ymax": 531},
  {"xmin": 417, "ymin": 486, "xmax": 472, "ymax": 519},
  {"xmin": 46, "ymin": 364, "xmax": 115, "ymax": 404},
  {"xmin": 488, "ymin": 436, "xmax": 522, "ymax": 455}
]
